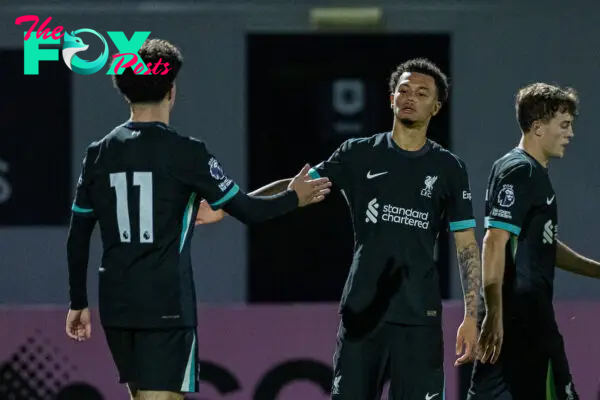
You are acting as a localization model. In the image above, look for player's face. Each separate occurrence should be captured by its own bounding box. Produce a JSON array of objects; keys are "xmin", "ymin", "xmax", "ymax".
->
[
  {"xmin": 390, "ymin": 72, "xmax": 441, "ymax": 125},
  {"xmin": 537, "ymin": 111, "xmax": 574, "ymax": 158}
]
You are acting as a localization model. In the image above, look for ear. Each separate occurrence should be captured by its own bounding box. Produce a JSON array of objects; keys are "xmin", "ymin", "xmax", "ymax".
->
[
  {"xmin": 168, "ymin": 83, "xmax": 176, "ymax": 102},
  {"xmin": 531, "ymin": 120, "xmax": 543, "ymax": 136},
  {"xmin": 431, "ymin": 101, "xmax": 442, "ymax": 116},
  {"xmin": 389, "ymin": 94, "xmax": 394, "ymax": 109}
]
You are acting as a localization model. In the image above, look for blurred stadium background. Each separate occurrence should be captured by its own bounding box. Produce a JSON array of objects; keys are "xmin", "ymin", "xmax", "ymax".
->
[{"xmin": 1, "ymin": 0, "xmax": 600, "ymax": 398}]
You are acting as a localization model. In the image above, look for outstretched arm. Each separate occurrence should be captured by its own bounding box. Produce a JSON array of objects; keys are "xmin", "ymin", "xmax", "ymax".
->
[
  {"xmin": 249, "ymin": 179, "xmax": 292, "ymax": 196},
  {"xmin": 556, "ymin": 240, "xmax": 600, "ymax": 278},
  {"xmin": 195, "ymin": 139, "xmax": 355, "ymax": 225},
  {"xmin": 195, "ymin": 179, "xmax": 292, "ymax": 225},
  {"xmin": 195, "ymin": 165, "xmax": 330, "ymax": 225}
]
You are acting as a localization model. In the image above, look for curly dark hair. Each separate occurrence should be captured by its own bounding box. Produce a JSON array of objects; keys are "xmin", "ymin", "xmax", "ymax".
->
[
  {"xmin": 388, "ymin": 58, "xmax": 449, "ymax": 103},
  {"xmin": 112, "ymin": 38, "xmax": 183, "ymax": 104},
  {"xmin": 516, "ymin": 83, "xmax": 579, "ymax": 133}
]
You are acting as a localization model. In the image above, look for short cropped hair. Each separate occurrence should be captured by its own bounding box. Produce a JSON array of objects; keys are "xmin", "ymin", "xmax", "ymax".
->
[
  {"xmin": 112, "ymin": 38, "xmax": 183, "ymax": 104},
  {"xmin": 516, "ymin": 83, "xmax": 579, "ymax": 133},
  {"xmin": 388, "ymin": 58, "xmax": 449, "ymax": 103}
]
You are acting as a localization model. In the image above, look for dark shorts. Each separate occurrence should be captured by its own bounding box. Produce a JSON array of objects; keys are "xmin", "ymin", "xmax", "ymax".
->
[
  {"xmin": 103, "ymin": 327, "xmax": 199, "ymax": 393},
  {"xmin": 467, "ymin": 320, "xmax": 578, "ymax": 400},
  {"xmin": 331, "ymin": 321, "xmax": 445, "ymax": 399}
]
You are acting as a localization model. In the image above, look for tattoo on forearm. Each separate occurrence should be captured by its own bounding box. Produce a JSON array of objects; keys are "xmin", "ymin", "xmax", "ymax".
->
[{"xmin": 458, "ymin": 243, "xmax": 481, "ymax": 318}]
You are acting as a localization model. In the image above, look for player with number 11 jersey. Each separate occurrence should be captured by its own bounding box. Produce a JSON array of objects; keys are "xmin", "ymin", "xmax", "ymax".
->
[{"xmin": 65, "ymin": 38, "xmax": 330, "ymax": 399}]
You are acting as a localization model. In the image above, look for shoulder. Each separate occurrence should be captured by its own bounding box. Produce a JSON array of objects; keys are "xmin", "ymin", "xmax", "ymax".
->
[
  {"xmin": 85, "ymin": 123, "xmax": 133, "ymax": 154},
  {"xmin": 492, "ymin": 150, "xmax": 534, "ymax": 182},
  {"xmin": 175, "ymin": 134, "xmax": 207, "ymax": 149},
  {"xmin": 147, "ymin": 128, "xmax": 213, "ymax": 157},
  {"xmin": 338, "ymin": 132, "xmax": 389, "ymax": 155},
  {"xmin": 83, "ymin": 136, "xmax": 106, "ymax": 161},
  {"xmin": 428, "ymin": 140, "xmax": 468, "ymax": 171}
]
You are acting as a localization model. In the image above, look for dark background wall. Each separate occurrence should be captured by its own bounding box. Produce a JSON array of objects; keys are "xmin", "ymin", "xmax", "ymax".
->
[{"xmin": 1, "ymin": 0, "xmax": 600, "ymax": 306}]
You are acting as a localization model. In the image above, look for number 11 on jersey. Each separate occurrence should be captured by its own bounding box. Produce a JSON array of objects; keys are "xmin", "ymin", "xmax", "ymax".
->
[{"xmin": 110, "ymin": 172, "xmax": 154, "ymax": 244}]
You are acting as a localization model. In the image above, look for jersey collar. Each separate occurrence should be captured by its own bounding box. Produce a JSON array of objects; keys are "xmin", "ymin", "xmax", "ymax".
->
[
  {"xmin": 123, "ymin": 120, "xmax": 172, "ymax": 131},
  {"xmin": 386, "ymin": 132, "xmax": 431, "ymax": 158}
]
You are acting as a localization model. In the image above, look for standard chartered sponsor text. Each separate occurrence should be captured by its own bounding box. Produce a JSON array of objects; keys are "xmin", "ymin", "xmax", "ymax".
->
[{"xmin": 382, "ymin": 204, "xmax": 429, "ymax": 229}]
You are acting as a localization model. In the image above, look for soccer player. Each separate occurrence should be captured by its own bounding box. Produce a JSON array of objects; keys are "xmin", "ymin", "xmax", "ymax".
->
[
  {"xmin": 64, "ymin": 39, "xmax": 331, "ymax": 400},
  {"xmin": 469, "ymin": 83, "xmax": 600, "ymax": 399},
  {"xmin": 196, "ymin": 58, "xmax": 482, "ymax": 399}
]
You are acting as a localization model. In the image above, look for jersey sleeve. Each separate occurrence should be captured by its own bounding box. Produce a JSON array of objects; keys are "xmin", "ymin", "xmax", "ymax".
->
[
  {"xmin": 308, "ymin": 139, "xmax": 354, "ymax": 192},
  {"xmin": 484, "ymin": 164, "xmax": 533, "ymax": 235},
  {"xmin": 71, "ymin": 147, "xmax": 96, "ymax": 218},
  {"xmin": 183, "ymin": 140, "xmax": 240, "ymax": 210},
  {"xmin": 446, "ymin": 158, "xmax": 476, "ymax": 231}
]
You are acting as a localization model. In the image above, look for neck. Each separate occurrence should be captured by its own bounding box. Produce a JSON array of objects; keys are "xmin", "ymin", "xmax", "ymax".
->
[
  {"xmin": 391, "ymin": 118, "xmax": 429, "ymax": 151},
  {"xmin": 129, "ymin": 102, "xmax": 170, "ymax": 125},
  {"xmin": 518, "ymin": 134, "xmax": 549, "ymax": 167}
]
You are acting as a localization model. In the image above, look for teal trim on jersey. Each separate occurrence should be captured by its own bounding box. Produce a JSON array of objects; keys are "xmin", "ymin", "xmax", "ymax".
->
[
  {"xmin": 485, "ymin": 217, "xmax": 521, "ymax": 235},
  {"xmin": 210, "ymin": 184, "xmax": 239, "ymax": 207},
  {"xmin": 443, "ymin": 376, "xmax": 446, "ymax": 400},
  {"xmin": 546, "ymin": 360, "xmax": 557, "ymax": 400},
  {"xmin": 72, "ymin": 204, "xmax": 93, "ymax": 214},
  {"xmin": 189, "ymin": 338, "xmax": 196, "ymax": 392},
  {"xmin": 180, "ymin": 332, "xmax": 197, "ymax": 392},
  {"xmin": 308, "ymin": 168, "xmax": 320, "ymax": 179},
  {"xmin": 449, "ymin": 219, "xmax": 476, "ymax": 231},
  {"xmin": 179, "ymin": 193, "xmax": 197, "ymax": 252}
]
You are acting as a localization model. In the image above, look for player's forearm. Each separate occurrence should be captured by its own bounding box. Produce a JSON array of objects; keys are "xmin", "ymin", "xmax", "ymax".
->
[
  {"xmin": 556, "ymin": 240, "xmax": 600, "ymax": 278},
  {"xmin": 248, "ymin": 179, "xmax": 292, "ymax": 197},
  {"xmin": 196, "ymin": 179, "xmax": 292, "ymax": 224},
  {"xmin": 481, "ymin": 235, "xmax": 506, "ymax": 316},
  {"xmin": 222, "ymin": 189, "xmax": 298, "ymax": 224},
  {"xmin": 454, "ymin": 230, "xmax": 481, "ymax": 319},
  {"xmin": 66, "ymin": 215, "xmax": 96, "ymax": 310}
]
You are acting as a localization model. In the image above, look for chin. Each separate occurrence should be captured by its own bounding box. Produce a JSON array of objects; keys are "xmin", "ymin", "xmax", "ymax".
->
[
  {"xmin": 553, "ymin": 150, "xmax": 565, "ymax": 158},
  {"xmin": 398, "ymin": 116, "xmax": 419, "ymax": 127}
]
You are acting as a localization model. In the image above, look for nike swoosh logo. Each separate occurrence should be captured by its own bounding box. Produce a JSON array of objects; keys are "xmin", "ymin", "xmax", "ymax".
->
[
  {"xmin": 425, "ymin": 394, "xmax": 439, "ymax": 400},
  {"xmin": 366, "ymin": 171, "xmax": 388, "ymax": 179},
  {"xmin": 547, "ymin": 195, "xmax": 555, "ymax": 205}
]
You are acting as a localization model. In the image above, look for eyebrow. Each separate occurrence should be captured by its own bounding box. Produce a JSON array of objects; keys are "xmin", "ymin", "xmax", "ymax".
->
[{"xmin": 399, "ymin": 84, "xmax": 430, "ymax": 91}]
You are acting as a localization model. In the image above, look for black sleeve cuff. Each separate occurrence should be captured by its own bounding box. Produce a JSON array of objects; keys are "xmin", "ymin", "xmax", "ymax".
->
[
  {"xmin": 223, "ymin": 189, "xmax": 298, "ymax": 224},
  {"xmin": 69, "ymin": 298, "xmax": 88, "ymax": 310}
]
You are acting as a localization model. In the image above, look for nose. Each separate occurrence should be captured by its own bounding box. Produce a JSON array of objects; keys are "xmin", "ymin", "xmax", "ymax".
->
[
  {"xmin": 567, "ymin": 128, "xmax": 574, "ymax": 138},
  {"xmin": 403, "ymin": 95, "xmax": 416, "ymax": 105}
]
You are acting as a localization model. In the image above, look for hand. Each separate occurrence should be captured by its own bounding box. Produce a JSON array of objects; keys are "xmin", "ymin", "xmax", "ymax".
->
[
  {"xmin": 455, "ymin": 316, "xmax": 478, "ymax": 366},
  {"xmin": 288, "ymin": 164, "xmax": 332, "ymax": 207},
  {"xmin": 477, "ymin": 312, "xmax": 503, "ymax": 364},
  {"xmin": 66, "ymin": 308, "xmax": 92, "ymax": 342},
  {"xmin": 195, "ymin": 200, "xmax": 226, "ymax": 225}
]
